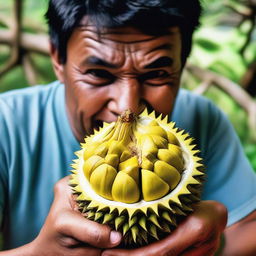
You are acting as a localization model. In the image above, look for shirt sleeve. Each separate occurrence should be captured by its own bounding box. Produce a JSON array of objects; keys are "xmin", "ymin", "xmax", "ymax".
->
[
  {"xmin": 0, "ymin": 99, "xmax": 10, "ymax": 230},
  {"xmin": 201, "ymin": 102, "xmax": 256, "ymax": 226}
]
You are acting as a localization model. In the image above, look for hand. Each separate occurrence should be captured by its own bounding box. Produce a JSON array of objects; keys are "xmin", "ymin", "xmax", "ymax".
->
[
  {"xmin": 102, "ymin": 200, "xmax": 227, "ymax": 256},
  {"xmin": 30, "ymin": 176, "xmax": 122, "ymax": 256}
]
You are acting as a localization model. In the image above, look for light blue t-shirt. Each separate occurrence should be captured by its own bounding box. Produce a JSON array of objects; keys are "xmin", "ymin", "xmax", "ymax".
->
[{"xmin": 0, "ymin": 81, "xmax": 255, "ymax": 249}]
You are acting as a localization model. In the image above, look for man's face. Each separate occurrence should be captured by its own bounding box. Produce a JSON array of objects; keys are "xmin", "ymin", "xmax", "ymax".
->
[{"xmin": 52, "ymin": 23, "xmax": 182, "ymax": 142}]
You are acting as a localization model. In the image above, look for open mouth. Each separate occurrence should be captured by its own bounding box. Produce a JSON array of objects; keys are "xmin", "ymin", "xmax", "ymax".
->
[{"xmin": 92, "ymin": 120, "xmax": 104, "ymax": 132}]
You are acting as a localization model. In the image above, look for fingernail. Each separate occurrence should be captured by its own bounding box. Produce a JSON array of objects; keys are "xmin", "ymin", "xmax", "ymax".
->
[{"xmin": 110, "ymin": 231, "xmax": 122, "ymax": 244}]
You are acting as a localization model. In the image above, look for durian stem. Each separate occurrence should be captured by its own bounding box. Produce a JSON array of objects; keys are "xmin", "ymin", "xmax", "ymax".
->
[
  {"xmin": 113, "ymin": 110, "xmax": 135, "ymax": 142},
  {"xmin": 104, "ymin": 110, "xmax": 136, "ymax": 143}
]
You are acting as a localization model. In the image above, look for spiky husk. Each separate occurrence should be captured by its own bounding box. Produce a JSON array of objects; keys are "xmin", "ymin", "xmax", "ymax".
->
[{"xmin": 69, "ymin": 109, "xmax": 204, "ymax": 246}]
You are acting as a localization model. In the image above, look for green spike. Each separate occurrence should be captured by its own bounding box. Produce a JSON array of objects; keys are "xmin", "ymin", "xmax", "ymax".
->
[
  {"xmin": 115, "ymin": 216, "xmax": 126, "ymax": 230},
  {"xmin": 82, "ymin": 206, "xmax": 88, "ymax": 214},
  {"xmin": 140, "ymin": 230, "xmax": 148, "ymax": 243},
  {"xmin": 138, "ymin": 216, "xmax": 147, "ymax": 231},
  {"xmin": 129, "ymin": 216, "xmax": 137, "ymax": 228},
  {"xmin": 141, "ymin": 108, "xmax": 148, "ymax": 116},
  {"xmin": 102, "ymin": 213, "xmax": 114, "ymax": 224},
  {"xmin": 161, "ymin": 222, "xmax": 171, "ymax": 233},
  {"xmin": 137, "ymin": 237, "xmax": 143, "ymax": 246},
  {"xmin": 162, "ymin": 211, "xmax": 172, "ymax": 223},
  {"xmin": 95, "ymin": 212, "xmax": 103, "ymax": 221},
  {"xmin": 172, "ymin": 205, "xmax": 186, "ymax": 216},
  {"xmin": 148, "ymin": 214, "xmax": 161, "ymax": 229},
  {"xmin": 149, "ymin": 224, "xmax": 159, "ymax": 240},
  {"xmin": 131, "ymin": 226, "xmax": 139, "ymax": 243},
  {"xmin": 78, "ymin": 202, "xmax": 84, "ymax": 208},
  {"xmin": 188, "ymin": 193, "xmax": 200, "ymax": 202},
  {"xmin": 87, "ymin": 211, "xmax": 95, "ymax": 219},
  {"xmin": 162, "ymin": 114, "xmax": 168, "ymax": 123},
  {"xmin": 123, "ymin": 223, "xmax": 129, "ymax": 235},
  {"xmin": 128, "ymin": 234, "xmax": 133, "ymax": 245},
  {"xmin": 181, "ymin": 203, "xmax": 193, "ymax": 212},
  {"xmin": 162, "ymin": 211, "xmax": 177, "ymax": 226}
]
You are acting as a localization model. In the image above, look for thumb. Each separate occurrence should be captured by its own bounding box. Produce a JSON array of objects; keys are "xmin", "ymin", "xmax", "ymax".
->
[
  {"xmin": 58, "ymin": 210, "xmax": 122, "ymax": 248},
  {"xmin": 53, "ymin": 177, "xmax": 122, "ymax": 248}
]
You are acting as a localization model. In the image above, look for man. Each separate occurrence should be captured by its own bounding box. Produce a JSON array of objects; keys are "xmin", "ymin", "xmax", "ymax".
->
[{"xmin": 0, "ymin": 0, "xmax": 255, "ymax": 255}]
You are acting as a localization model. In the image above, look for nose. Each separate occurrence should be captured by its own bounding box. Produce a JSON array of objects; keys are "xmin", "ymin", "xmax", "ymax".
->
[{"xmin": 109, "ymin": 77, "xmax": 143, "ymax": 116}]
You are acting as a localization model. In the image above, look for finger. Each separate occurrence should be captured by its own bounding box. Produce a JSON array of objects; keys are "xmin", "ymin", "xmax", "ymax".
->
[
  {"xmin": 104, "ymin": 201, "xmax": 226, "ymax": 256},
  {"xmin": 102, "ymin": 248, "xmax": 145, "ymax": 256},
  {"xmin": 53, "ymin": 176, "xmax": 92, "ymax": 214},
  {"xmin": 53, "ymin": 176, "xmax": 74, "ymax": 208},
  {"xmin": 71, "ymin": 247, "xmax": 102, "ymax": 256},
  {"xmin": 56, "ymin": 210, "xmax": 122, "ymax": 249},
  {"xmin": 180, "ymin": 242, "xmax": 219, "ymax": 256},
  {"xmin": 102, "ymin": 218, "xmax": 200, "ymax": 256}
]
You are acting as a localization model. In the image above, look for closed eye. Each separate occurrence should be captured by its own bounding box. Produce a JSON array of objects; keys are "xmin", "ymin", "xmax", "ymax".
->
[
  {"xmin": 86, "ymin": 69, "xmax": 115, "ymax": 80},
  {"xmin": 140, "ymin": 70, "xmax": 170, "ymax": 80},
  {"xmin": 139, "ymin": 70, "xmax": 172, "ymax": 86}
]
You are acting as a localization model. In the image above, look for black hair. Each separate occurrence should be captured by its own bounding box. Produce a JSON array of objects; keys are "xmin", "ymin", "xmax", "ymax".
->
[{"xmin": 45, "ymin": 0, "xmax": 202, "ymax": 64}]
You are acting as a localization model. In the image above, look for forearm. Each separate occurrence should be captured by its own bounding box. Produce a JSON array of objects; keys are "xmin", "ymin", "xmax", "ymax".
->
[
  {"xmin": 0, "ymin": 242, "xmax": 34, "ymax": 256},
  {"xmin": 221, "ymin": 211, "xmax": 256, "ymax": 256}
]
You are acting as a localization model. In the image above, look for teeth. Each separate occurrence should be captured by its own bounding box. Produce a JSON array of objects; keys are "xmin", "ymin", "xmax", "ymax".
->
[{"xmin": 93, "ymin": 120, "xmax": 104, "ymax": 131}]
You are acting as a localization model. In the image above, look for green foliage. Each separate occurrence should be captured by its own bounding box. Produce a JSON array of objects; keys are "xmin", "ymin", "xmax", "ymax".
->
[
  {"xmin": 0, "ymin": 53, "xmax": 55, "ymax": 93},
  {"xmin": 184, "ymin": 0, "xmax": 256, "ymax": 171}
]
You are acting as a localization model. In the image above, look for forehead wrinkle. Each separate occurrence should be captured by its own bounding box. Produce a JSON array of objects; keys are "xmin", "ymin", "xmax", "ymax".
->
[{"xmin": 73, "ymin": 27, "xmax": 181, "ymax": 72}]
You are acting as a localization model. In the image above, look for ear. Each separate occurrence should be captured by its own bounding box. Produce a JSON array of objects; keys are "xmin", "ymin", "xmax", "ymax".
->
[{"xmin": 49, "ymin": 42, "xmax": 65, "ymax": 83}]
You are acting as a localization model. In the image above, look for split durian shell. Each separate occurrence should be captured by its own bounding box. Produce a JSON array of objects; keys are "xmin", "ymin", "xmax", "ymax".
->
[{"xmin": 70, "ymin": 109, "xmax": 204, "ymax": 246}]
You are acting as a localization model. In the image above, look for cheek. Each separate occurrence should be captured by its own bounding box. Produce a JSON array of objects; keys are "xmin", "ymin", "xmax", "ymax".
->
[
  {"xmin": 64, "ymin": 71, "xmax": 110, "ymax": 119},
  {"xmin": 143, "ymin": 85, "xmax": 178, "ymax": 115}
]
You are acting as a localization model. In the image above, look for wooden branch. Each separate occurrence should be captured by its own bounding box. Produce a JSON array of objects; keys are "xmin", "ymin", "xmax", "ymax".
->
[
  {"xmin": 193, "ymin": 79, "xmax": 212, "ymax": 95},
  {"xmin": 0, "ymin": 14, "xmax": 13, "ymax": 28},
  {"xmin": 22, "ymin": 53, "xmax": 38, "ymax": 85},
  {"xmin": 22, "ymin": 19, "xmax": 47, "ymax": 33},
  {"xmin": 12, "ymin": 0, "xmax": 22, "ymax": 57},
  {"xmin": 0, "ymin": 58, "xmax": 17, "ymax": 78},
  {"xmin": 186, "ymin": 64, "xmax": 256, "ymax": 133},
  {"xmin": 0, "ymin": 0, "xmax": 50, "ymax": 83},
  {"xmin": 225, "ymin": 3, "xmax": 252, "ymax": 17},
  {"xmin": 240, "ymin": 62, "xmax": 256, "ymax": 96},
  {"xmin": 0, "ymin": 30, "xmax": 49, "ymax": 55},
  {"xmin": 0, "ymin": 0, "xmax": 23, "ymax": 78}
]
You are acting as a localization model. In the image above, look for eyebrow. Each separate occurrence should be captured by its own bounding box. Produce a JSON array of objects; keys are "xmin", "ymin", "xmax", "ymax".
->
[
  {"xmin": 144, "ymin": 56, "xmax": 174, "ymax": 69},
  {"xmin": 83, "ymin": 55, "xmax": 173, "ymax": 70},
  {"xmin": 84, "ymin": 56, "xmax": 118, "ymax": 68}
]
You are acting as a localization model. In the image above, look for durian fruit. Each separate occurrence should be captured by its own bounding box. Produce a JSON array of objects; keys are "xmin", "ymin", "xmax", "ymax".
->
[{"xmin": 70, "ymin": 109, "xmax": 204, "ymax": 246}]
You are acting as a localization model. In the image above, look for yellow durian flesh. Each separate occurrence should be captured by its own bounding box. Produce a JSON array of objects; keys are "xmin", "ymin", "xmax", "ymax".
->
[
  {"xmin": 70, "ymin": 109, "xmax": 204, "ymax": 246},
  {"xmin": 89, "ymin": 163, "xmax": 117, "ymax": 200},
  {"xmin": 141, "ymin": 169, "xmax": 170, "ymax": 201},
  {"xmin": 112, "ymin": 171, "xmax": 140, "ymax": 203},
  {"xmin": 81, "ymin": 110, "xmax": 185, "ymax": 203}
]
